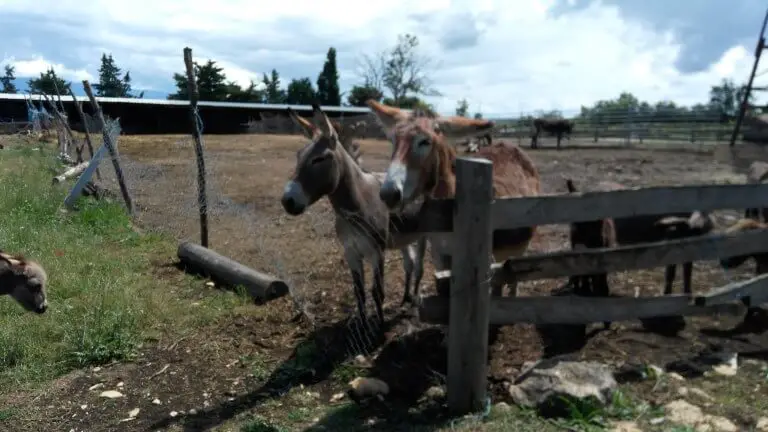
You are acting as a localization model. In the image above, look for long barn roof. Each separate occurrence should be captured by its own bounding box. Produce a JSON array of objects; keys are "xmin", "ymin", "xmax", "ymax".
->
[{"xmin": 0, "ymin": 92, "xmax": 372, "ymax": 114}]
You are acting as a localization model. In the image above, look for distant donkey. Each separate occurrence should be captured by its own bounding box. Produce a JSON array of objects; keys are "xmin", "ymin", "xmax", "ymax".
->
[
  {"xmin": 531, "ymin": 118, "xmax": 574, "ymax": 149},
  {"xmin": 280, "ymin": 104, "xmax": 428, "ymax": 329},
  {"xmin": 0, "ymin": 252, "xmax": 48, "ymax": 314}
]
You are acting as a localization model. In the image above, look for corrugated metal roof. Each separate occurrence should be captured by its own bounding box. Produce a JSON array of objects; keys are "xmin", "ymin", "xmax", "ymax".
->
[{"xmin": 0, "ymin": 92, "xmax": 372, "ymax": 113}]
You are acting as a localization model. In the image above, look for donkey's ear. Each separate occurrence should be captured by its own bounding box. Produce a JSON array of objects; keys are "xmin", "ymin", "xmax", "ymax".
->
[
  {"xmin": 311, "ymin": 103, "xmax": 337, "ymax": 148},
  {"xmin": 366, "ymin": 99, "xmax": 407, "ymax": 133},
  {"xmin": 286, "ymin": 108, "xmax": 315, "ymax": 139},
  {"xmin": 435, "ymin": 116, "xmax": 495, "ymax": 142}
]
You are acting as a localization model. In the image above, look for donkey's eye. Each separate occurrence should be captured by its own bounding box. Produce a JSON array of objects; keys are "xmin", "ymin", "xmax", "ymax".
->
[{"xmin": 310, "ymin": 155, "xmax": 329, "ymax": 165}]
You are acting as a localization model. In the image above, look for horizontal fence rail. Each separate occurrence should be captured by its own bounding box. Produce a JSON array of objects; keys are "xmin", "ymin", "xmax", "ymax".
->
[
  {"xmin": 419, "ymin": 294, "xmax": 745, "ymax": 326},
  {"xmin": 419, "ymin": 183, "xmax": 768, "ymax": 233},
  {"xmin": 434, "ymin": 228, "xmax": 768, "ymax": 289}
]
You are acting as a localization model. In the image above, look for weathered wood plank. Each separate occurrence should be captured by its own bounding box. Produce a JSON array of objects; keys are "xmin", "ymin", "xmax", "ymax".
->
[
  {"xmin": 694, "ymin": 273, "xmax": 768, "ymax": 307},
  {"xmin": 446, "ymin": 157, "xmax": 493, "ymax": 415},
  {"xmin": 433, "ymin": 228, "xmax": 768, "ymax": 288},
  {"xmin": 420, "ymin": 295, "xmax": 745, "ymax": 326},
  {"xmin": 419, "ymin": 183, "xmax": 768, "ymax": 232}
]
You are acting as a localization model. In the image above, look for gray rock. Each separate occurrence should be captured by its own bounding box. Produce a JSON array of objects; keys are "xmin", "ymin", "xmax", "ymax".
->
[{"xmin": 507, "ymin": 360, "xmax": 617, "ymax": 415}]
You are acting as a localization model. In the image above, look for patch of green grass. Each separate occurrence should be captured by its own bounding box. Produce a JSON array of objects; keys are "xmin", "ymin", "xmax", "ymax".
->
[
  {"xmin": 0, "ymin": 408, "xmax": 15, "ymax": 421},
  {"xmin": 240, "ymin": 415, "xmax": 288, "ymax": 432},
  {"xmin": 0, "ymin": 145, "xmax": 243, "ymax": 390}
]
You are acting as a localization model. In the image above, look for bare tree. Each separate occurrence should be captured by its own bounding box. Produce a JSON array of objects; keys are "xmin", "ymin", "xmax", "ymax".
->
[{"xmin": 355, "ymin": 33, "xmax": 440, "ymax": 107}]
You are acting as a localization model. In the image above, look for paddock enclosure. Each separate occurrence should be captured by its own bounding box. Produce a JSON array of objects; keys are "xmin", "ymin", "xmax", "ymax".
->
[{"xmin": 85, "ymin": 130, "xmax": 764, "ymax": 402}]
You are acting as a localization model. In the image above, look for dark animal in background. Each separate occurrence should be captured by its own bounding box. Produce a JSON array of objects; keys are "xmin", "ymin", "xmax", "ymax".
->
[
  {"xmin": 744, "ymin": 161, "xmax": 768, "ymax": 222},
  {"xmin": 565, "ymin": 179, "xmax": 715, "ymax": 297},
  {"xmin": 0, "ymin": 252, "xmax": 48, "ymax": 314},
  {"xmin": 531, "ymin": 118, "xmax": 573, "ymax": 149}
]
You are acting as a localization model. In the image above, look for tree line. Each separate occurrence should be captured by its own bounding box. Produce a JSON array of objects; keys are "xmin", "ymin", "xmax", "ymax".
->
[
  {"xmin": 1, "ymin": 54, "xmax": 143, "ymax": 98},
  {"xmin": 0, "ymin": 35, "xmax": 759, "ymax": 123}
]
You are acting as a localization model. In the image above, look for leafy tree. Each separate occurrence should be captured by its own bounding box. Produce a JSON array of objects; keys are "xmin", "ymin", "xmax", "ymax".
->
[
  {"xmin": 226, "ymin": 80, "xmax": 265, "ymax": 102},
  {"xmin": 1, "ymin": 65, "xmax": 17, "ymax": 93},
  {"xmin": 168, "ymin": 59, "xmax": 229, "ymax": 101},
  {"xmin": 473, "ymin": 112, "xmax": 483, "ymax": 119},
  {"xmin": 27, "ymin": 67, "xmax": 71, "ymax": 95},
  {"xmin": 121, "ymin": 71, "xmax": 143, "ymax": 98},
  {"xmin": 317, "ymin": 47, "xmax": 341, "ymax": 106},
  {"xmin": 286, "ymin": 78, "xmax": 316, "ymax": 105},
  {"xmin": 709, "ymin": 78, "xmax": 754, "ymax": 121},
  {"xmin": 262, "ymin": 69, "xmax": 286, "ymax": 103},
  {"xmin": 347, "ymin": 84, "xmax": 383, "ymax": 106},
  {"xmin": 455, "ymin": 98, "xmax": 469, "ymax": 117},
  {"xmin": 356, "ymin": 33, "xmax": 440, "ymax": 108}
]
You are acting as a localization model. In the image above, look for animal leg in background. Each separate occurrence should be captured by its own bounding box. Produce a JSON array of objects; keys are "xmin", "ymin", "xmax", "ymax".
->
[{"xmin": 400, "ymin": 238, "xmax": 427, "ymax": 306}]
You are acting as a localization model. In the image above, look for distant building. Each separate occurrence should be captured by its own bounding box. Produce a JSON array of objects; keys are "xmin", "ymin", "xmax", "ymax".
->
[{"xmin": 0, "ymin": 93, "xmax": 372, "ymax": 135}]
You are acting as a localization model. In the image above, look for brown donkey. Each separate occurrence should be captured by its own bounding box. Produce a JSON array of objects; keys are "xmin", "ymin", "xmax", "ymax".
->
[
  {"xmin": 0, "ymin": 252, "xmax": 48, "ymax": 314},
  {"xmin": 366, "ymin": 99, "xmax": 541, "ymax": 299},
  {"xmin": 280, "ymin": 104, "xmax": 427, "ymax": 327}
]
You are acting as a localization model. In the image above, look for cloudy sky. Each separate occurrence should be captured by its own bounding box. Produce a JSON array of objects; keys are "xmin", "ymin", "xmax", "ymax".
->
[{"xmin": 1, "ymin": 0, "xmax": 767, "ymax": 117}]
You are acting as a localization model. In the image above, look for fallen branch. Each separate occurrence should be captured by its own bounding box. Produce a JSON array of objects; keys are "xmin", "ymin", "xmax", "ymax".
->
[{"xmin": 52, "ymin": 161, "xmax": 89, "ymax": 184}]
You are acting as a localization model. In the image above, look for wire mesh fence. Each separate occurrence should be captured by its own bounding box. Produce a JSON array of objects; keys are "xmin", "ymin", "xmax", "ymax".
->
[{"xmin": 493, "ymin": 105, "xmax": 736, "ymax": 149}]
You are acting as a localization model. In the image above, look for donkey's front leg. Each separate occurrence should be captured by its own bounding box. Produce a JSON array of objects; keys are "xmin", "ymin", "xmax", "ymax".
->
[
  {"xmin": 345, "ymin": 250, "xmax": 367, "ymax": 325},
  {"xmin": 410, "ymin": 238, "xmax": 427, "ymax": 306},
  {"xmin": 372, "ymin": 252, "xmax": 386, "ymax": 326}
]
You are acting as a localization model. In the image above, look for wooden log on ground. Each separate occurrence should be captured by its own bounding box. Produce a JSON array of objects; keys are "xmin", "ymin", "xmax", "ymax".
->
[
  {"xmin": 177, "ymin": 242, "xmax": 289, "ymax": 302},
  {"xmin": 419, "ymin": 294, "xmax": 745, "ymax": 326},
  {"xmin": 52, "ymin": 161, "xmax": 89, "ymax": 184}
]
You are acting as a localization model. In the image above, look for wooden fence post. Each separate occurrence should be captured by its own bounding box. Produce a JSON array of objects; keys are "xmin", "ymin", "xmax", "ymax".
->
[
  {"xmin": 447, "ymin": 157, "xmax": 493, "ymax": 414},
  {"xmin": 183, "ymin": 47, "xmax": 210, "ymax": 248}
]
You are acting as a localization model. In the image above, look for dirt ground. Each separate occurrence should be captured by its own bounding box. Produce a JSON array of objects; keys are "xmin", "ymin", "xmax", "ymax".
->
[{"xmin": 8, "ymin": 133, "xmax": 768, "ymax": 431}]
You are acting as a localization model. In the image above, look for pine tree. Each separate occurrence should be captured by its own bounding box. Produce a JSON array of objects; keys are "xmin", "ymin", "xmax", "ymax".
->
[
  {"xmin": 317, "ymin": 47, "xmax": 341, "ymax": 106},
  {"xmin": 1, "ymin": 65, "xmax": 17, "ymax": 93}
]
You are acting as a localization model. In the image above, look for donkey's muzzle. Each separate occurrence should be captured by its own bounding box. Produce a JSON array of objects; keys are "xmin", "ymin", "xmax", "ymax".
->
[
  {"xmin": 380, "ymin": 185, "xmax": 402, "ymax": 209},
  {"xmin": 35, "ymin": 303, "xmax": 47, "ymax": 314},
  {"xmin": 281, "ymin": 195, "xmax": 305, "ymax": 216}
]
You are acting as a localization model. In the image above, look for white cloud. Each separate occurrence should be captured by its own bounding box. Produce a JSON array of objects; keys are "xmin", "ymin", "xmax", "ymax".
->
[
  {"xmin": 1, "ymin": 55, "xmax": 94, "ymax": 82},
  {"xmin": 0, "ymin": 0, "xmax": 764, "ymax": 116}
]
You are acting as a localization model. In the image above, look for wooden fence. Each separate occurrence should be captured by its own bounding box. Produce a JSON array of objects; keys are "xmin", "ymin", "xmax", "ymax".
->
[{"xmin": 417, "ymin": 157, "xmax": 768, "ymax": 414}]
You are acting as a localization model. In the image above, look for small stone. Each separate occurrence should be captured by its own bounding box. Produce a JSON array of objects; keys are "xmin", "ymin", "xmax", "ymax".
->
[
  {"xmin": 127, "ymin": 408, "xmax": 139, "ymax": 418},
  {"xmin": 99, "ymin": 390, "xmax": 124, "ymax": 399},
  {"xmin": 667, "ymin": 372, "xmax": 685, "ymax": 381},
  {"xmin": 664, "ymin": 400, "xmax": 704, "ymax": 426},
  {"xmin": 424, "ymin": 386, "xmax": 446, "ymax": 400},
  {"xmin": 649, "ymin": 417, "xmax": 665, "ymax": 425},
  {"xmin": 678, "ymin": 387, "xmax": 689, "ymax": 396},
  {"xmin": 648, "ymin": 364, "xmax": 664, "ymax": 377},
  {"xmin": 205, "ymin": 281, "xmax": 215, "ymax": 287},
  {"xmin": 705, "ymin": 415, "xmax": 737, "ymax": 432},
  {"xmin": 494, "ymin": 402, "xmax": 511, "ymax": 412},
  {"xmin": 610, "ymin": 421, "xmax": 642, "ymax": 432},
  {"xmin": 116, "ymin": 382, "xmax": 124, "ymax": 388},
  {"xmin": 690, "ymin": 387, "xmax": 713, "ymax": 401},
  {"xmin": 169, "ymin": 411, "xmax": 178, "ymax": 418},
  {"xmin": 330, "ymin": 392, "xmax": 345, "ymax": 403},
  {"xmin": 756, "ymin": 417, "xmax": 768, "ymax": 431},
  {"xmin": 152, "ymin": 399, "xmax": 161, "ymax": 405},
  {"xmin": 80, "ymin": 404, "xmax": 87, "ymax": 410},
  {"xmin": 188, "ymin": 408, "xmax": 198, "ymax": 415},
  {"xmin": 93, "ymin": 367, "xmax": 102, "ymax": 372},
  {"xmin": 88, "ymin": 383, "xmax": 104, "ymax": 391}
]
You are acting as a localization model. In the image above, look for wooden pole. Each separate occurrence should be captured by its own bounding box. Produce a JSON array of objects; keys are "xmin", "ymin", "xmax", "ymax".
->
[
  {"xmin": 82, "ymin": 81, "xmax": 134, "ymax": 215},
  {"xmin": 447, "ymin": 157, "xmax": 493, "ymax": 414},
  {"xmin": 69, "ymin": 89, "xmax": 100, "ymax": 179},
  {"xmin": 183, "ymin": 47, "xmax": 210, "ymax": 248},
  {"xmin": 730, "ymin": 7, "xmax": 768, "ymax": 147}
]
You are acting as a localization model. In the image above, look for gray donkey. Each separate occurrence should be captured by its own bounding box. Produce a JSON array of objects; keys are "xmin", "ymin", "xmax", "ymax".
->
[
  {"xmin": 0, "ymin": 252, "xmax": 48, "ymax": 314},
  {"xmin": 280, "ymin": 104, "xmax": 427, "ymax": 327}
]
